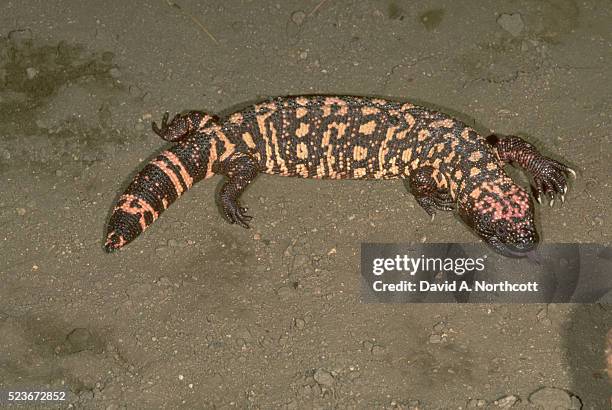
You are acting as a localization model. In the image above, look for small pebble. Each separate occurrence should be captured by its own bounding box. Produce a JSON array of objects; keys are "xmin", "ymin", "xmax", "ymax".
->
[
  {"xmin": 294, "ymin": 318, "xmax": 305, "ymax": 330},
  {"xmin": 371, "ymin": 345, "xmax": 386, "ymax": 356},
  {"xmin": 493, "ymin": 394, "xmax": 520, "ymax": 408},
  {"xmin": 313, "ymin": 368, "xmax": 334, "ymax": 386},
  {"xmin": 16, "ymin": 207, "xmax": 26, "ymax": 216},
  {"xmin": 276, "ymin": 286, "xmax": 294, "ymax": 300},
  {"xmin": 433, "ymin": 322, "xmax": 445, "ymax": 332},
  {"xmin": 406, "ymin": 400, "xmax": 421, "ymax": 410},
  {"xmin": 347, "ymin": 370, "xmax": 361, "ymax": 380},
  {"xmin": 26, "ymin": 67, "xmax": 39, "ymax": 80},
  {"xmin": 536, "ymin": 307, "xmax": 548, "ymax": 321},
  {"xmin": 109, "ymin": 68, "xmax": 121, "ymax": 78},
  {"xmin": 291, "ymin": 11, "xmax": 306, "ymax": 26},
  {"xmin": 156, "ymin": 276, "xmax": 172, "ymax": 287},
  {"xmin": 497, "ymin": 13, "xmax": 524, "ymax": 37},
  {"xmin": 467, "ymin": 398, "xmax": 487, "ymax": 408},
  {"xmin": 520, "ymin": 41, "xmax": 529, "ymax": 52},
  {"xmin": 429, "ymin": 334, "xmax": 442, "ymax": 344}
]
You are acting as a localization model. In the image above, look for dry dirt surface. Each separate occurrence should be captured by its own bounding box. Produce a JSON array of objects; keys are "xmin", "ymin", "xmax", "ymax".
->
[{"xmin": 1, "ymin": 0, "xmax": 611, "ymax": 409}]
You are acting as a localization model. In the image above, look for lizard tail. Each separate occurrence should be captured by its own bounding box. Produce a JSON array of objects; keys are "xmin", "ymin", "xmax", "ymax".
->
[{"xmin": 104, "ymin": 134, "xmax": 216, "ymax": 252}]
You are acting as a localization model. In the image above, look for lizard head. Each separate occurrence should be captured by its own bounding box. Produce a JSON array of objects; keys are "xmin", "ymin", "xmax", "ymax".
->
[{"xmin": 459, "ymin": 177, "xmax": 539, "ymax": 256}]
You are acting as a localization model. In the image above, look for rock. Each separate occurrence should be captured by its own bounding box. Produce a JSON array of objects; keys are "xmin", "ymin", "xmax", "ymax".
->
[
  {"xmin": 429, "ymin": 334, "xmax": 442, "ymax": 344},
  {"xmin": 294, "ymin": 318, "xmax": 305, "ymax": 330},
  {"xmin": 156, "ymin": 276, "xmax": 173, "ymax": 287},
  {"xmin": 371, "ymin": 345, "xmax": 386, "ymax": 356},
  {"xmin": 528, "ymin": 387, "xmax": 575, "ymax": 409},
  {"xmin": 493, "ymin": 394, "xmax": 520, "ymax": 408},
  {"xmin": 536, "ymin": 307, "xmax": 548, "ymax": 320},
  {"xmin": 109, "ymin": 68, "xmax": 121, "ymax": 78},
  {"xmin": 276, "ymin": 286, "xmax": 295, "ymax": 300},
  {"xmin": 66, "ymin": 328, "xmax": 94, "ymax": 353},
  {"xmin": 570, "ymin": 395, "xmax": 582, "ymax": 409},
  {"xmin": 467, "ymin": 398, "xmax": 487, "ymax": 408},
  {"xmin": 347, "ymin": 370, "xmax": 361, "ymax": 380},
  {"xmin": 433, "ymin": 321, "xmax": 445, "ymax": 332},
  {"xmin": 406, "ymin": 400, "xmax": 421, "ymax": 410},
  {"xmin": 497, "ymin": 13, "xmax": 524, "ymax": 37},
  {"xmin": 8, "ymin": 29, "xmax": 32, "ymax": 48},
  {"xmin": 26, "ymin": 67, "xmax": 39, "ymax": 80},
  {"xmin": 521, "ymin": 41, "xmax": 529, "ymax": 52},
  {"xmin": 291, "ymin": 11, "xmax": 306, "ymax": 26},
  {"xmin": 313, "ymin": 368, "xmax": 334, "ymax": 386}
]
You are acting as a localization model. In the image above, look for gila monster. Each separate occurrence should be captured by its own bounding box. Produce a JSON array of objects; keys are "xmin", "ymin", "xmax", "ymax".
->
[{"xmin": 104, "ymin": 96, "xmax": 575, "ymax": 256}]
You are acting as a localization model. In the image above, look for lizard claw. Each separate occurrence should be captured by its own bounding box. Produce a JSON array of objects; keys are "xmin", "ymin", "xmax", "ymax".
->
[
  {"xmin": 222, "ymin": 200, "xmax": 253, "ymax": 229},
  {"xmin": 530, "ymin": 157, "xmax": 573, "ymax": 207}
]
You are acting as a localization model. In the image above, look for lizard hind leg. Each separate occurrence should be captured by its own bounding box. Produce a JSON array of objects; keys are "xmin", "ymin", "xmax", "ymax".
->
[
  {"xmin": 217, "ymin": 154, "xmax": 259, "ymax": 228},
  {"xmin": 406, "ymin": 166, "xmax": 455, "ymax": 220},
  {"xmin": 152, "ymin": 111, "xmax": 219, "ymax": 142}
]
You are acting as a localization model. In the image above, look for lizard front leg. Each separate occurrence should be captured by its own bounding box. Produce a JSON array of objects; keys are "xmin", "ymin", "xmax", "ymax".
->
[
  {"xmin": 406, "ymin": 166, "xmax": 455, "ymax": 221},
  {"xmin": 487, "ymin": 134, "xmax": 576, "ymax": 206}
]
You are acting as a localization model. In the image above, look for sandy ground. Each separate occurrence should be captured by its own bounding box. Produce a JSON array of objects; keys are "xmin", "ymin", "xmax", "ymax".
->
[{"xmin": 0, "ymin": 0, "xmax": 611, "ymax": 408}]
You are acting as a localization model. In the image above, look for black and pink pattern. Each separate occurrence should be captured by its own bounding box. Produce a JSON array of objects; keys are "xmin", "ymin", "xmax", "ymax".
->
[{"xmin": 105, "ymin": 96, "xmax": 574, "ymax": 255}]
